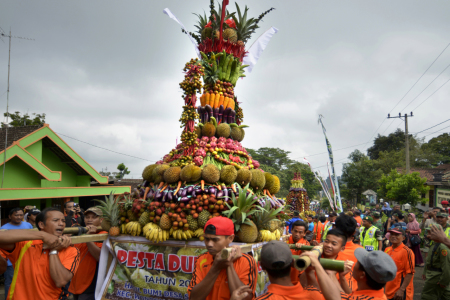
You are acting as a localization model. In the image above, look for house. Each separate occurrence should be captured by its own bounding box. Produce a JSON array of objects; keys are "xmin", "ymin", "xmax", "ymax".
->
[
  {"xmin": 396, "ymin": 165, "xmax": 450, "ymax": 211},
  {"xmin": 362, "ymin": 189, "xmax": 377, "ymax": 205},
  {"xmin": 0, "ymin": 124, "xmax": 130, "ymax": 224}
]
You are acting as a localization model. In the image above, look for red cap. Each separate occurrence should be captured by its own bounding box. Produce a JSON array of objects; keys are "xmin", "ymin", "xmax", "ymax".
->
[
  {"xmin": 442, "ymin": 200, "xmax": 449, "ymax": 205},
  {"xmin": 204, "ymin": 216, "xmax": 234, "ymax": 236}
]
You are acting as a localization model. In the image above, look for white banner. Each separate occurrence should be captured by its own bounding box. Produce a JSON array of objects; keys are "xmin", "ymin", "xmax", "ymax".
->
[
  {"xmin": 163, "ymin": 8, "xmax": 201, "ymax": 58},
  {"xmin": 243, "ymin": 27, "xmax": 279, "ymax": 73}
]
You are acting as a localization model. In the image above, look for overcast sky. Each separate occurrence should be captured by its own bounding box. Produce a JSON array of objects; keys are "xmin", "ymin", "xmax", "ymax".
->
[{"xmin": 1, "ymin": 0, "xmax": 450, "ymax": 179}]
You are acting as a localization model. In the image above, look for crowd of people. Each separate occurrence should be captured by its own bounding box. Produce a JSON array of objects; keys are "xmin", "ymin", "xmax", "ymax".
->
[
  {"xmin": 0, "ymin": 200, "xmax": 449, "ymax": 300},
  {"xmin": 0, "ymin": 201, "xmax": 106, "ymax": 300}
]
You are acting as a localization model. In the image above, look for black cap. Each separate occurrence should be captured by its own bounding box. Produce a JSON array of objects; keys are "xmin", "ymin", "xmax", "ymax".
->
[{"xmin": 29, "ymin": 208, "xmax": 41, "ymax": 215}]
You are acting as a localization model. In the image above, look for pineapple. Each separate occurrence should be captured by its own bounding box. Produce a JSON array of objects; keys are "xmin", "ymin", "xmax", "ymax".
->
[
  {"xmin": 159, "ymin": 213, "xmax": 172, "ymax": 230},
  {"xmin": 187, "ymin": 215, "xmax": 199, "ymax": 231},
  {"xmin": 254, "ymin": 201, "xmax": 283, "ymax": 232},
  {"xmin": 232, "ymin": 3, "xmax": 275, "ymax": 44},
  {"xmin": 222, "ymin": 183, "xmax": 261, "ymax": 243},
  {"xmin": 95, "ymin": 192, "xmax": 120, "ymax": 236},
  {"xmin": 198, "ymin": 210, "xmax": 211, "ymax": 228},
  {"xmin": 139, "ymin": 211, "xmax": 150, "ymax": 227}
]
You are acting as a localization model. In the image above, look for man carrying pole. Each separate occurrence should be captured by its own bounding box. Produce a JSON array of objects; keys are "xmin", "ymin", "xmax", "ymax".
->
[
  {"xmin": 187, "ymin": 216, "xmax": 257, "ymax": 300},
  {"xmin": 0, "ymin": 207, "xmax": 80, "ymax": 300},
  {"xmin": 288, "ymin": 220, "xmax": 310, "ymax": 284}
]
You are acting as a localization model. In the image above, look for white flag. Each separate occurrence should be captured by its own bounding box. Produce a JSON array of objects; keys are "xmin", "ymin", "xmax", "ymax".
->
[
  {"xmin": 243, "ymin": 27, "xmax": 278, "ymax": 73},
  {"xmin": 163, "ymin": 8, "xmax": 201, "ymax": 58}
]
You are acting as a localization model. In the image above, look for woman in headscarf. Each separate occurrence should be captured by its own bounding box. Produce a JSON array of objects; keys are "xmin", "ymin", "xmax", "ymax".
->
[
  {"xmin": 406, "ymin": 213, "xmax": 424, "ymax": 266},
  {"xmin": 383, "ymin": 202, "xmax": 392, "ymax": 217}
]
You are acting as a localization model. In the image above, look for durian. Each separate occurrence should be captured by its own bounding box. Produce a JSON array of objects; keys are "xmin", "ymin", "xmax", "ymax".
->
[
  {"xmin": 216, "ymin": 123, "xmax": 231, "ymax": 138},
  {"xmin": 220, "ymin": 165, "xmax": 237, "ymax": 185},
  {"xmin": 202, "ymin": 122, "xmax": 216, "ymax": 137},
  {"xmin": 230, "ymin": 127, "xmax": 245, "ymax": 142},
  {"xmin": 223, "ymin": 28, "xmax": 238, "ymax": 43},
  {"xmin": 142, "ymin": 164, "xmax": 157, "ymax": 182},
  {"xmin": 237, "ymin": 220, "xmax": 258, "ymax": 243},
  {"xmin": 152, "ymin": 164, "xmax": 170, "ymax": 183},
  {"xmin": 180, "ymin": 164, "xmax": 202, "ymax": 182},
  {"xmin": 250, "ymin": 170, "xmax": 266, "ymax": 191},
  {"xmin": 195, "ymin": 126, "xmax": 202, "ymax": 138},
  {"xmin": 202, "ymin": 164, "xmax": 220, "ymax": 183},
  {"xmin": 269, "ymin": 175, "xmax": 281, "ymax": 194},
  {"xmin": 263, "ymin": 173, "xmax": 275, "ymax": 190},
  {"xmin": 163, "ymin": 166, "xmax": 181, "ymax": 184},
  {"xmin": 236, "ymin": 168, "xmax": 252, "ymax": 186}
]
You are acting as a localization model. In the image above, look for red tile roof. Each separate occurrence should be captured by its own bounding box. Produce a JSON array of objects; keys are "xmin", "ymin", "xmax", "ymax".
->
[
  {"xmin": 396, "ymin": 164, "xmax": 450, "ymax": 182},
  {"xmin": 0, "ymin": 125, "xmax": 43, "ymax": 151}
]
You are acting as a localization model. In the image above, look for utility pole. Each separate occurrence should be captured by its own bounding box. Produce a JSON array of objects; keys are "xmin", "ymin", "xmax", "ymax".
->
[{"xmin": 387, "ymin": 112, "xmax": 414, "ymax": 174}]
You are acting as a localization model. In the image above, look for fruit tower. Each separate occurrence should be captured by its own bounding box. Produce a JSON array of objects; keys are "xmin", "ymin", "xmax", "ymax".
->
[
  {"xmin": 103, "ymin": 1, "xmax": 290, "ymax": 244},
  {"xmin": 286, "ymin": 172, "xmax": 310, "ymax": 213}
]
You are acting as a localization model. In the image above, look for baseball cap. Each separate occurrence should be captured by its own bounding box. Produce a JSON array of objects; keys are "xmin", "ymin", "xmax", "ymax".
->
[
  {"xmin": 442, "ymin": 200, "xmax": 449, "ymax": 205},
  {"xmin": 363, "ymin": 216, "xmax": 373, "ymax": 223},
  {"xmin": 85, "ymin": 207, "xmax": 103, "ymax": 217},
  {"xmin": 204, "ymin": 216, "xmax": 234, "ymax": 236},
  {"xmin": 436, "ymin": 212, "xmax": 449, "ymax": 218},
  {"xmin": 354, "ymin": 248, "xmax": 397, "ymax": 283},
  {"xmin": 388, "ymin": 227, "xmax": 405, "ymax": 235},
  {"xmin": 29, "ymin": 208, "xmax": 41, "ymax": 215},
  {"xmin": 392, "ymin": 211, "xmax": 403, "ymax": 218},
  {"xmin": 260, "ymin": 241, "xmax": 292, "ymax": 270}
]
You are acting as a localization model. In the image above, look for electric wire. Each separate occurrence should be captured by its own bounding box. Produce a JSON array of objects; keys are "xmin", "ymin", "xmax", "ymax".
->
[
  {"xmin": 55, "ymin": 132, "xmax": 157, "ymax": 162},
  {"xmin": 414, "ymin": 118, "xmax": 450, "ymax": 135},
  {"xmin": 411, "ymin": 77, "xmax": 450, "ymax": 111}
]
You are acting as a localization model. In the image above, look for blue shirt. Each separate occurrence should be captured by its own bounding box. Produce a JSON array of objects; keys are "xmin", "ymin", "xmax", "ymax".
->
[
  {"xmin": 308, "ymin": 222, "xmax": 315, "ymax": 232},
  {"xmin": 1, "ymin": 222, "xmax": 33, "ymax": 266},
  {"xmin": 390, "ymin": 221, "xmax": 407, "ymax": 231}
]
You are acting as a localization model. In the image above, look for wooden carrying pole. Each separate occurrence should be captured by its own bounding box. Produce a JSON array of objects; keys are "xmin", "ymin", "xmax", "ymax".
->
[
  {"xmin": 292, "ymin": 255, "xmax": 345, "ymax": 272},
  {"xmin": 288, "ymin": 245, "xmax": 314, "ymax": 251}
]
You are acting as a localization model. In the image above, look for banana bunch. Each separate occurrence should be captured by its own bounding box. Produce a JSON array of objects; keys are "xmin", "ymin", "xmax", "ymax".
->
[
  {"xmin": 171, "ymin": 229, "xmax": 194, "ymax": 240},
  {"xmin": 126, "ymin": 221, "xmax": 142, "ymax": 236},
  {"xmin": 143, "ymin": 223, "xmax": 169, "ymax": 243},
  {"xmin": 260, "ymin": 230, "xmax": 277, "ymax": 242},
  {"xmin": 120, "ymin": 223, "xmax": 127, "ymax": 234},
  {"xmin": 193, "ymin": 228, "xmax": 204, "ymax": 237},
  {"xmin": 274, "ymin": 229, "xmax": 281, "ymax": 240}
]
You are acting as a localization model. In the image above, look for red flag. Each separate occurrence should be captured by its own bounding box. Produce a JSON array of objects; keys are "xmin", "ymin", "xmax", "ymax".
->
[{"xmin": 219, "ymin": 0, "xmax": 230, "ymax": 43}]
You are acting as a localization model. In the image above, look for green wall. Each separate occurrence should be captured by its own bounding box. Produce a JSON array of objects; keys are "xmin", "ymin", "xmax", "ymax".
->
[
  {"xmin": 0, "ymin": 157, "xmax": 41, "ymax": 188},
  {"xmin": 41, "ymin": 147, "xmax": 77, "ymax": 187},
  {"xmin": 25, "ymin": 140, "xmax": 42, "ymax": 162}
]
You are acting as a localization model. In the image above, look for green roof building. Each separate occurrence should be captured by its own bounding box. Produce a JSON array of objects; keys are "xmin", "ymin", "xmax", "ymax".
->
[{"xmin": 0, "ymin": 124, "xmax": 130, "ymax": 224}]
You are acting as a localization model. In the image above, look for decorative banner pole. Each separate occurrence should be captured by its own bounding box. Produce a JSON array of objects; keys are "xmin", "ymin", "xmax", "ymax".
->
[{"xmin": 318, "ymin": 115, "xmax": 343, "ymax": 212}]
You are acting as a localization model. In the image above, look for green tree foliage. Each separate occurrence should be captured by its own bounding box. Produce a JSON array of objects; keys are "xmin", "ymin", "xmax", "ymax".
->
[
  {"xmin": 2, "ymin": 111, "xmax": 46, "ymax": 128},
  {"xmin": 367, "ymin": 129, "xmax": 414, "ymax": 160},
  {"xmin": 341, "ymin": 150, "xmax": 383, "ymax": 204},
  {"xmin": 116, "ymin": 163, "xmax": 130, "ymax": 179},
  {"xmin": 377, "ymin": 170, "xmax": 429, "ymax": 206},
  {"xmin": 421, "ymin": 133, "xmax": 450, "ymax": 165},
  {"xmin": 247, "ymin": 148, "xmax": 321, "ymax": 199}
]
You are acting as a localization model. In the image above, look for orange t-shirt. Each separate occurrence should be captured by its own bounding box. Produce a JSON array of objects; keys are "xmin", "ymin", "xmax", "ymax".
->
[
  {"xmin": 313, "ymin": 222, "xmax": 323, "ymax": 242},
  {"xmin": 353, "ymin": 216, "xmax": 362, "ymax": 226},
  {"xmin": 336, "ymin": 241, "xmax": 363, "ymax": 292},
  {"xmin": 304, "ymin": 286, "xmax": 348, "ymax": 300},
  {"xmin": 4, "ymin": 240, "xmax": 80, "ymax": 300},
  {"xmin": 343, "ymin": 289, "xmax": 387, "ymax": 300},
  {"xmin": 288, "ymin": 236, "xmax": 310, "ymax": 284},
  {"xmin": 256, "ymin": 283, "xmax": 319, "ymax": 299},
  {"xmin": 187, "ymin": 252, "xmax": 257, "ymax": 300},
  {"xmin": 384, "ymin": 243, "xmax": 415, "ymax": 300},
  {"xmin": 69, "ymin": 231, "xmax": 107, "ymax": 295}
]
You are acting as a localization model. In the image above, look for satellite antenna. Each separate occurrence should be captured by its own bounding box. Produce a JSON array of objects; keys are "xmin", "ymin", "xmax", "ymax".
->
[{"xmin": 1, "ymin": 28, "xmax": 34, "ymax": 190}]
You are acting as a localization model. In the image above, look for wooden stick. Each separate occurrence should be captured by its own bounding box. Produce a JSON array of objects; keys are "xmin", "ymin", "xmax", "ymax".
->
[
  {"xmin": 0, "ymin": 226, "xmax": 103, "ymax": 235},
  {"xmin": 70, "ymin": 233, "xmax": 109, "ymax": 244},
  {"xmin": 221, "ymin": 235, "xmax": 291, "ymax": 259}
]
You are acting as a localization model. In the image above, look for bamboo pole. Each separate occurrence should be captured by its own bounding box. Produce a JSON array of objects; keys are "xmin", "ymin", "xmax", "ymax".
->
[
  {"xmin": 288, "ymin": 245, "xmax": 314, "ymax": 251},
  {"xmin": 292, "ymin": 255, "xmax": 345, "ymax": 272},
  {"xmin": 291, "ymin": 245, "xmax": 323, "ymax": 271}
]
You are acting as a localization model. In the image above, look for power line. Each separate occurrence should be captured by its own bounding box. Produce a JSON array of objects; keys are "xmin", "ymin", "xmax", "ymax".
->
[
  {"xmin": 411, "ymin": 77, "xmax": 450, "ymax": 111},
  {"xmin": 400, "ymin": 61, "xmax": 450, "ymax": 112},
  {"xmin": 422, "ymin": 124, "xmax": 450, "ymax": 137},
  {"xmin": 291, "ymin": 142, "xmax": 368, "ymax": 160},
  {"xmin": 414, "ymin": 118, "xmax": 450, "ymax": 135},
  {"xmin": 55, "ymin": 132, "xmax": 157, "ymax": 162}
]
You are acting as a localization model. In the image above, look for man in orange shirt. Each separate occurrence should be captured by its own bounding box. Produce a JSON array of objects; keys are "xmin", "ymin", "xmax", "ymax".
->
[
  {"xmin": 256, "ymin": 241, "xmax": 341, "ymax": 300},
  {"xmin": 288, "ymin": 220, "xmax": 310, "ymax": 284},
  {"xmin": 384, "ymin": 227, "xmax": 415, "ymax": 300},
  {"xmin": 69, "ymin": 207, "xmax": 107, "ymax": 300},
  {"xmin": 0, "ymin": 207, "xmax": 80, "ymax": 300},
  {"xmin": 188, "ymin": 216, "xmax": 257, "ymax": 300},
  {"xmin": 345, "ymin": 249, "xmax": 397, "ymax": 300},
  {"xmin": 335, "ymin": 214, "xmax": 363, "ymax": 293},
  {"xmin": 312, "ymin": 216, "xmax": 323, "ymax": 245},
  {"xmin": 353, "ymin": 211, "xmax": 362, "ymax": 227}
]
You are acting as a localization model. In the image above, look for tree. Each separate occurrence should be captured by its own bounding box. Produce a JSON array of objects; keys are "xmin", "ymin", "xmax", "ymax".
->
[
  {"xmin": 247, "ymin": 148, "xmax": 293, "ymax": 170},
  {"xmin": 341, "ymin": 150, "xmax": 383, "ymax": 205},
  {"xmin": 115, "ymin": 163, "xmax": 130, "ymax": 179},
  {"xmin": 2, "ymin": 111, "xmax": 46, "ymax": 127},
  {"xmin": 367, "ymin": 129, "xmax": 414, "ymax": 160},
  {"xmin": 373, "ymin": 150, "xmax": 404, "ymax": 174},
  {"xmin": 377, "ymin": 170, "xmax": 429, "ymax": 206},
  {"xmin": 422, "ymin": 133, "xmax": 450, "ymax": 165}
]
